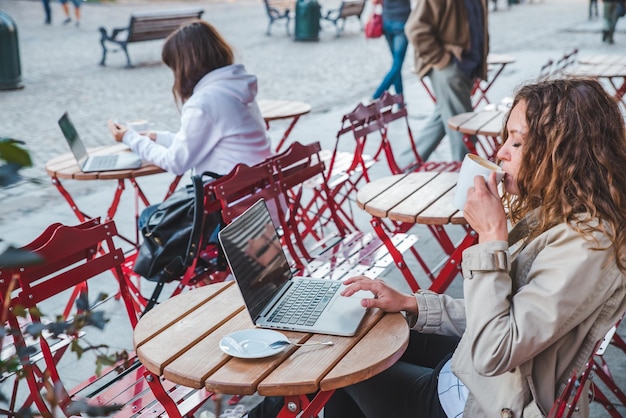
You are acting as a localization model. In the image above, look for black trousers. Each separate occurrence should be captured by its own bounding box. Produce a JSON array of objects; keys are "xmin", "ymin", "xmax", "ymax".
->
[
  {"xmin": 248, "ymin": 331, "xmax": 460, "ymax": 418},
  {"xmin": 324, "ymin": 331, "xmax": 460, "ymax": 418}
]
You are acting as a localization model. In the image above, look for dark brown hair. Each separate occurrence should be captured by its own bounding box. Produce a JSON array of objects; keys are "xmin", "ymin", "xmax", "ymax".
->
[
  {"xmin": 162, "ymin": 20, "xmax": 234, "ymax": 105},
  {"xmin": 502, "ymin": 78, "xmax": 626, "ymax": 271}
]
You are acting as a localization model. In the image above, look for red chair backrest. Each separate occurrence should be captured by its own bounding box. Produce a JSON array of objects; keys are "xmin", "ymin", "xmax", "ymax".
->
[{"xmin": 1, "ymin": 219, "xmax": 138, "ymax": 328}]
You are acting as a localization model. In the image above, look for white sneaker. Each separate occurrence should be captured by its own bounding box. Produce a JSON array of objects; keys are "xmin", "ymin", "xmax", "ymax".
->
[
  {"xmin": 219, "ymin": 404, "xmax": 247, "ymax": 418},
  {"xmin": 199, "ymin": 411, "xmax": 217, "ymax": 418}
]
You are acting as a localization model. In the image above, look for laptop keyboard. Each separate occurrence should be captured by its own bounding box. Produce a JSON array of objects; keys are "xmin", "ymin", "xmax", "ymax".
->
[
  {"xmin": 88, "ymin": 155, "xmax": 118, "ymax": 170},
  {"xmin": 268, "ymin": 280, "xmax": 341, "ymax": 326}
]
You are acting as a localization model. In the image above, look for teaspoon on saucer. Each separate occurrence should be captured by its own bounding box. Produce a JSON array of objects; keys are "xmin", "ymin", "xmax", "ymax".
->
[{"xmin": 269, "ymin": 340, "xmax": 334, "ymax": 349}]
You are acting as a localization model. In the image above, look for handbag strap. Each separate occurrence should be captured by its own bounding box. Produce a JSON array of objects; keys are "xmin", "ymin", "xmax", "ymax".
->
[{"xmin": 141, "ymin": 172, "xmax": 222, "ymax": 316}]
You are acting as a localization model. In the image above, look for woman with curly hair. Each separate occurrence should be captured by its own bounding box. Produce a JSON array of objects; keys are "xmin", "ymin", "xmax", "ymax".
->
[{"xmin": 321, "ymin": 78, "xmax": 626, "ymax": 418}]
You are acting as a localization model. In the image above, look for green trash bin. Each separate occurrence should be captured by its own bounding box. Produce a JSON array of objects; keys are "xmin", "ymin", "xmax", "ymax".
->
[
  {"xmin": 294, "ymin": 0, "xmax": 321, "ymax": 41},
  {"xmin": 0, "ymin": 11, "xmax": 23, "ymax": 90}
]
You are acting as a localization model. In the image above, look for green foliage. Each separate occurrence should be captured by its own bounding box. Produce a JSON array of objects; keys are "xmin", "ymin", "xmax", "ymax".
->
[
  {"xmin": 1, "ymin": 291, "xmax": 124, "ymax": 417},
  {"xmin": 0, "ymin": 137, "xmax": 32, "ymax": 187}
]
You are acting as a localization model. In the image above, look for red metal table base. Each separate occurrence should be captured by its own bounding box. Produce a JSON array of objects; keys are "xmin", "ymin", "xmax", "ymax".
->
[
  {"xmin": 273, "ymin": 115, "xmax": 303, "ymax": 153},
  {"xmin": 371, "ymin": 217, "xmax": 478, "ymax": 293},
  {"xmin": 50, "ymin": 175, "xmax": 181, "ymax": 316},
  {"xmin": 278, "ymin": 391, "xmax": 335, "ymax": 418}
]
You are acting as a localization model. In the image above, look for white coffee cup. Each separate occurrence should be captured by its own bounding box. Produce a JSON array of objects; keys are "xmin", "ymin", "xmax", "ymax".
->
[
  {"xmin": 453, "ymin": 154, "xmax": 505, "ymax": 211},
  {"xmin": 127, "ymin": 119, "xmax": 150, "ymax": 132}
]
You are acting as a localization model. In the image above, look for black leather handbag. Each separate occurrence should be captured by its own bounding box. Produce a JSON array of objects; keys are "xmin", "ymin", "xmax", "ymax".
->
[{"xmin": 133, "ymin": 172, "xmax": 224, "ymax": 312}]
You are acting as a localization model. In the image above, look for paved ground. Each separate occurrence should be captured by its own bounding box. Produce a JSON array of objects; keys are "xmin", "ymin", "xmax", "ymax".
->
[{"xmin": 0, "ymin": 0, "xmax": 624, "ymax": 416}]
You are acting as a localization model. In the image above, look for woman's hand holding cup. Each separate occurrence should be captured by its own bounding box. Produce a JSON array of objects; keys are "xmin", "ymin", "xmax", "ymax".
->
[{"xmin": 454, "ymin": 154, "xmax": 508, "ymax": 243}]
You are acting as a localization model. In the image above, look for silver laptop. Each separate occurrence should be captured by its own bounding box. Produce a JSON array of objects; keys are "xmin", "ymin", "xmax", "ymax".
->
[
  {"xmin": 218, "ymin": 199, "xmax": 370, "ymax": 336},
  {"xmin": 58, "ymin": 112, "xmax": 142, "ymax": 172}
]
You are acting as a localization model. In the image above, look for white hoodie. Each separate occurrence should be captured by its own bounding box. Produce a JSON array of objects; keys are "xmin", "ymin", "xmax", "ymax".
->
[{"xmin": 122, "ymin": 64, "xmax": 273, "ymax": 176}]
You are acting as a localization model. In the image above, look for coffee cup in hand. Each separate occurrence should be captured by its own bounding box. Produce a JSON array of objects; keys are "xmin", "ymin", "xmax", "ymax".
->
[{"xmin": 453, "ymin": 154, "xmax": 504, "ymax": 211}]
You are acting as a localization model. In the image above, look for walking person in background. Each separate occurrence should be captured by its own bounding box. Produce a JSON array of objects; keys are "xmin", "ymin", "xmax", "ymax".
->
[
  {"xmin": 404, "ymin": 0, "xmax": 489, "ymax": 162},
  {"xmin": 371, "ymin": 0, "xmax": 412, "ymax": 102},
  {"xmin": 602, "ymin": 0, "xmax": 624, "ymax": 43},
  {"xmin": 42, "ymin": 0, "xmax": 51, "ymax": 24},
  {"xmin": 60, "ymin": 0, "xmax": 81, "ymax": 26}
]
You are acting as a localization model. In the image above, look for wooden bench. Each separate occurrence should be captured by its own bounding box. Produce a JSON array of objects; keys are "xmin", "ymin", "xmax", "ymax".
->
[
  {"xmin": 263, "ymin": 0, "xmax": 295, "ymax": 36},
  {"xmin": 98, "ymin": 9, "xmax": 204, "ymax": 68},
  {"xmin": 322, "ymin": 0, "xmax": 366, "ymax": 36}
]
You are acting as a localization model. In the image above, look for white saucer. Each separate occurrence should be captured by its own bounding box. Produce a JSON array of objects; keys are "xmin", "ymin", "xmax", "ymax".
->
[{"xmin": 219, "ymin": 329, "xmax": 288, "ymax": 359}]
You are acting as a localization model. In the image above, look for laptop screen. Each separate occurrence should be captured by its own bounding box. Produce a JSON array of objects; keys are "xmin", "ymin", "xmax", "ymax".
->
[
  {"xmin": 58, "ymin": 112, "xmax": 88, "ymax": 166},
  {"xmin": 218, "ymin": 200, "xmax": 292, "ymax": 320}
]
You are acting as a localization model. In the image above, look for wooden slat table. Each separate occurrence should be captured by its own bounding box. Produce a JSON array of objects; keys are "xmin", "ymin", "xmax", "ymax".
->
[
  {"xmin": 472, "ymin": 53, "xmax": 517, "ymax": 108},
  {"xmin": 357, "ymin": 171, "xmax": 475, "ymax": 293},
  {"xmin": 566, "ymin": 55, "xmax": 626, "ymax": 106},
  {"xmin": 448, "ymin": 109, "xmax": 507, "ymax": 162},
  {"xmin": 258, "ymin": 99, "xmax": 312, "ymax": 152},
  {"xmin": 45, "ymin": 144, "xmax": 180, "ymax": 248},
  {"xmin": 134, "ymin": 282, "xmax": 409, "ymax": 417}
]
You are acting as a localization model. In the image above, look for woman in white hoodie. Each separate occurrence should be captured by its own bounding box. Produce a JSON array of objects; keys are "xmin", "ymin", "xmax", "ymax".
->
[{"xmin": 108, "ymin": 20, "xmax": 272, "ymax": 177}]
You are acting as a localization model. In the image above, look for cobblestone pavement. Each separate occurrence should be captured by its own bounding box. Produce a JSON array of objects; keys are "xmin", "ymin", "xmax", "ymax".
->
[{"xmin": 0, "ymin": 0, "xmax": 624, "ymax": 416}]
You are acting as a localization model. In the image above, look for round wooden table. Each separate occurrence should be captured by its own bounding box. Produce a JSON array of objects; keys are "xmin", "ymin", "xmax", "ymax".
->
[
  {"xmin": 357, "ymin": 172, "xmax": 476, "ymax": 294},
  {"xmin": 134, "ymin": 282, "xmax": 409, "ymax": 417},
  {"xmin": 258, "ymin": 99, "xmax": 312, "ymax": 152},
  {"xmin": 44, "ymin": 143, "xmax": 164, "ymax": 181},
  {"xmin": 45, "ymin": 144, "xmax": 180, "ymax": 247},
  {"xmin": 448, "ymin": 109, "xmax": 507, "ymax": 161}
]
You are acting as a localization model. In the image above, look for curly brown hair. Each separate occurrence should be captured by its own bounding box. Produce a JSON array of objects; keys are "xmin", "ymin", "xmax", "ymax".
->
[
  {"xmin": 502, "ymin": 78, "xmax": 626, "ymax": 272},
  {"xmin": 162, "ymin": 20, "xmax": 234, "ymax": 105}
]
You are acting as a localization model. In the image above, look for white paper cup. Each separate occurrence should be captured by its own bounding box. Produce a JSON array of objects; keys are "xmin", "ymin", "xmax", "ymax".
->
[
  {"xmin": 127, "ymin": 119, "xmax": 150, "ymax": 132},
  {"xmin": 453, "ymin": 154, "xmax": 505, "ymax": 210}
]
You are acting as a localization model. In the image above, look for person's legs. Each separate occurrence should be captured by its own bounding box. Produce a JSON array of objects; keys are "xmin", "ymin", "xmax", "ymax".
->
[
  {"xmin": 373, "ymin": 21, "xmax": 408, "ymax": 99},
  {"xmin": 430, "ymin": 62, "xmax": 475, "ymax": 161},
  {"xmin": 589, "ymin": 0, "xmax": 597, "ymax": 19},
  {"xmin": 414, "ymin": 63, "xmax": 473, "ymax": 162},
  {"xmin": 389, "ymin": 28, "xmax": 409, "ymax": 96},
  {"xmin": 325, "ymin": 332, "xmax": 460, "ymax": 418},
  {"xmin": 71, "ymin": 0, "xmax": 81, "ymax": 24},
  {"xmin": 603, "ymin": 2, "xmax": 618, "ymax": 43},
  {"xmin": 41, "ymin": 0, "xmax": 51, "ymax": 24},
  {"xmin": 246, "ymin": 396, "xmax": 284, "ymax": 418},
  {"xmin": 60, "ymin": 0, "xmax": 71, "ymax": 24}
]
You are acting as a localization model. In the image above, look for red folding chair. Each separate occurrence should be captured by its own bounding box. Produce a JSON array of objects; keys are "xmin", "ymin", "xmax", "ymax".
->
[
  {"xmin": 271, "ymin": 141, "xmax": 352, "ymax": 264},
  {"xmin": 0, "ymin": 219, "xmax": 138, "ymax": 416},
  {"xmin": 374, "ymin": 92, "xmax": 463, "ymax": 174},
  {"xmin": 554, "ymin": 48, "xmax": 579, "ymax": 75},
  {"xmin": 549, "ymin": 316, "xmax": 625, "ymax": 418},
  {"xmin": 0, "ymin": 219, "xmax": 213, "ymax": 417}
]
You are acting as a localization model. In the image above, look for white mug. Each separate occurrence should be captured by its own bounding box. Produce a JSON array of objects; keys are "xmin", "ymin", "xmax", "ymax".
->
[
  {"xmin": 127, "ymin": 119, "xmax": 150, "ymax": 132},
  {"xmin": 453, "ymin": 154, "xmax": 505, "ymax": 211}
]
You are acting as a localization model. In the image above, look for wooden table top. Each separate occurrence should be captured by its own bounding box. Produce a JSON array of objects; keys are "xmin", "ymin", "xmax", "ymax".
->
[
  {"xmin": 448, "ymin": 109, "xmax": 507, "ymax": 137},
  {"xmin": 487, "ymin": 53, "xmax": 516, "ymax": 66},
  {"xmin": 578, "ymin": 54, "xmax": 626, "ymax": 66},
  {"xmin": 45, "ymin": 143, "xmax": 163, "ymax": 181},
  {"xmin": 565, "ymin": 62, "xmax": 626, "ymax": 78},
  {"xmin": 134, "ymin": 282, "xmax": 409, "ymax": 397},
  {"xmin": 258, "ymin": 99, "xmax": 312, "ymax": 122},
  {"xmin": 357, "ymin": 172, "xmax": 467, "ymax": 225}
]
